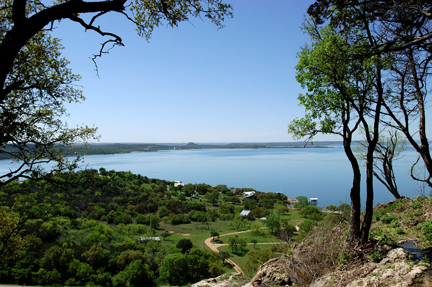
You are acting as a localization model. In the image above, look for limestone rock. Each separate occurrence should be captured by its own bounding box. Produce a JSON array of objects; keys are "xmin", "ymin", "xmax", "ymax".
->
[
  {"xmin": 249, "ymin": 257, "xmax": 295, "ymax": 286},
  {"xmin": 310, "ymin": 248, "xmax": 429, "ymax": 287},
  {"xmin": 192, "ymin": 272, "xmax": 243, "ymax": 287}
]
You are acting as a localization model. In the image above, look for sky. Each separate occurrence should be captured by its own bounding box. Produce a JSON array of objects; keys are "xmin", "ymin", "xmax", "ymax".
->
[
  {"xmin": 49, "ymin": 0, "xmax": 430, "ymax": 144},
  {"xmin": 47, "ymin": 0, "xmax": 318, "ymax": 143}
]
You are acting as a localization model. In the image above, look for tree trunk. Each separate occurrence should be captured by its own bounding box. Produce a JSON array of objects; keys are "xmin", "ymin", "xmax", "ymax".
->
[
  {"xmin": 361, "ymin": 65, "xmax": 383, "ymax": 243},
  {"xmin": 343, "ymin": 137, "xmax": 362, "ymax": 243}
]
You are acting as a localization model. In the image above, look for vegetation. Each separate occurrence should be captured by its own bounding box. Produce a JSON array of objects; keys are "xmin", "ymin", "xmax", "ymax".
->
[{"xmin": 0, "ymin": 169, "xmax": 295, "ymax": 286}]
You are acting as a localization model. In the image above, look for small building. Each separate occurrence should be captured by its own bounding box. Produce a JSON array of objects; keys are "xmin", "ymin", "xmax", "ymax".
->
[
  {"xmin": 174, "ymin": 181, "xmax": 185, "ymax": 187},
  {"xmin": 240, "ymin": 210, "xmax": 255, "ymax": 220},
  {"xmin": 309, "ymin": 198, "xmax": 318, "ymax": 205},
  {"xmin": 138, "ymin": 237, "xmax": 160, "ymax": 242},
  {"xmin": 243, "ymin": 191, "xmax": 255, "ymax": 197}
]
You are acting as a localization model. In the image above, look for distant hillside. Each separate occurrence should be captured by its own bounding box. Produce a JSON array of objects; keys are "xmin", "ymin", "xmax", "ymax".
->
[{"xmin": 0, "ymin": 141, "xmax": 341, "ymax": 160}]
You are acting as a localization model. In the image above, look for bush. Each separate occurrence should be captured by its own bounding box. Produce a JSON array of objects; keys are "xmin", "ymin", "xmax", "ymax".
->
[
  {"xmin": 243, "ymin": 248, "xmax": 278, "ymax": 276},
  {"xmin": 369, "ymin": 252, "xmax": 382, "ymax": 262},
  {"xmin": 188, "ymin": 210, "xmax": 208, "ymax": 222},
  {"xmin": 298, "ymin": 205, "xmax": 322, "ymax": 218},
  {"xmin": 380, "ymin": 214, "xmax": 397, "ymax": 224},
  {"xmin": 170, "ymin": 214, "xmax": 190, "ymax": 225},
  {"xmin": 421, "ymin": 221, "xmax": 432, "ymax": 240}
]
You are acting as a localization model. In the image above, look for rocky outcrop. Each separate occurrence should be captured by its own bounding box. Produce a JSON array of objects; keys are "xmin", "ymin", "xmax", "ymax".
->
[
  {"xmin": 247, "ymin": 257, "xmax": 294, "ymax": 286},
  {"xmin": 310, "ymin": 248, "xmax": 429, "ymax": 287},
  {"xmin": 192, "ymin": 272, "xmax": 244, "ymax": 287},
  {"xmin": 240, "ymin": 248, "xmax": 431, "ymax": 287}
]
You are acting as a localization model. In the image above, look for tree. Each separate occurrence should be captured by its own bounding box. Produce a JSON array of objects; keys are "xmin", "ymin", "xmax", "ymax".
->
[
  {"xmin": 293, "ymin": 196, "xmax": 309, "ymax": 209},
  {"xmin": 228, "ymin": 237, "xmax": 239, "ymax": 252},
  {"xmin": 0, "ymin": 206, "xmax": 29, "ymax": 270},
  {"xmin": 238, "ymin": 236, "xmax": 247, "ymax": 251},
  {"xmin": 218, "ymin": 251, "xmax": 230, "ymax": 264},
  {"xmin": 0, "ymin": 0, "xmax": 233, "ymax": 183},
  {"xmin": 0, "ymin": 30, "xmax": 98, "ymax": 185},
  {"xmin": 112, "ymin": 259, "xmax": 154, "ymax": 287},
  {"xmin": 205, "ymin": 190, "xmax": 220, "ymax": 205},
  {"xmin": 210, "ymin": 230, "xmax": 219, "ymax": 240},
  {"xmin": 115, "ymin": 250, "xmax": 146, "ymax": 269},
  {"xmin": 230, "ymin": 218, "xmax": 245, "ymax": 231},
  {"xmin": 160, "ymin": 230, "xmax": 170, "ymax": 240},
  {"xmin": 177, "ymin": 192, "xmax": 186, "ymax": 203},
  {"xmin": 264, "ymin": 214, "xmax": 280, "ymax": 234},
  {"xmin": 176, "ymin": 238, "xmax": 193, "ymax": 254},
  {"xmin": 298, "ymin": 205, "xmax": 322, "ymax": 218},
  {"xmin": 259, "ymin": 198, "xmax": 275, "ymax": 209},
  {"xmin": 251, "ymin": 239, "xmax": 258, "ymax": 249},
  {"xmin": 307, "ymin": 1, "xmax": 432, "ymax": 188},
  {"xmin": 356, "ymin": 129, "xmax": 407, "ymax": 199},
  {"xmin": 289, "ymin": 20, "xmax": 389, "ymax": 243},
  {"xmin": 148, "ymin": 214, "xmax": 160, "ymax": 230},
  {"xmin": 158, "ymin": 253, "xmax": 187, "ymax": 285}
]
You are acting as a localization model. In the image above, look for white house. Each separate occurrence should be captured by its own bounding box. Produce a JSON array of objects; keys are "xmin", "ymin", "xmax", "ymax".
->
[
  {"xmin": 243, "ymin": 191, "xmax": 255, "ymax": 197},
  {"xmin": 174, "ymin": 181, "xmax": 185, "ymax": 187}
]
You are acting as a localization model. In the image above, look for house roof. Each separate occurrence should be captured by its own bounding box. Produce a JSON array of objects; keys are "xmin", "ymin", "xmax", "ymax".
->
[
  {"xmin": 240, "ymin": 210, "xmax": 251, "ymax": 216},
  {"xmin": 243, "ymin": 191, "xmax": 256, "ymax": 196},
  {"xmin": 139, "ymin": 237, "xmax": 160, "ymax": 241}
]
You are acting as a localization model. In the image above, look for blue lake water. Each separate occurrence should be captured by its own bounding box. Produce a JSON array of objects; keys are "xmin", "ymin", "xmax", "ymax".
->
[{"xmin": 0, "ymin": 146, "xmax": 428, "ymax": 208}]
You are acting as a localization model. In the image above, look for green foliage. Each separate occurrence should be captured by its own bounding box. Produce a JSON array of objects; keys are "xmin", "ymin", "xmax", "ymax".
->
[
  {"xmin": 0, "ymin": 206, "xmax": 29, "ymax": 269},
  {"xmin": 369, "ymin": 252, "xmax": 382, "ymax": 263},
  {"xmin": 299, "ymin": 220, "xmax": 314, "ymax": 234},
  {"xmin": 243, "ymin": 248, "xmax": 277, "ymax": 276},
  {"xmin": 205, "ymin": 190, "xmax": 220, "ymax": 205},
  {"xmin": 380, "ymin": 214, "xmax": 397, "ymax": 224},
  {"xmin": 188, "ymin": 210, "xmax": 208, "ymax": 222},
  {"xmin": 170, "ymin": 214, "xmax": 191, "ymax": 225},
  {"xmin": 159, "ymin": 249, "xmax": 222, "ymax": 285},
  {"xmin": 421, "ymin": 221, "xmax": 432, "ymax": 241},
  {"xmin": 264, "ymin": 214, "xmax": 280, "ymax": 234},
  {"xmin": 112, "ymin": 259, "xmax": 154, "ymax": 287},
  {"xmin": 251, "ymin": 206, "xmax": 270, "ymax": 218},
  {"xmin": 298, "ymin": 205, "xmax": 322, "ymax": 217},
  {"xmin": 219, "ymin": 203, "xmax": 235, "ymax": 214},
  {"xmin": 294, "ymin": 196, "xmax": 309, "ymax": 209},
  {"xmin": 243, "ymin": 199, "xmax": 258, "ymax": 210},
  {"xmin": 176, "ymin": 238, "xmax": 193, "ymax": 254}
]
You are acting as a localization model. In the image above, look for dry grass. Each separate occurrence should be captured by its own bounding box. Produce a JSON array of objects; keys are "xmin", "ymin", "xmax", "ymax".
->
[
  {"xmin": 278, "ymin": 224, "xmax": 350, "ymax": 286},
  {"xmin": 271, "ymin": 224, "xmax": 393, "ymax": 286}
]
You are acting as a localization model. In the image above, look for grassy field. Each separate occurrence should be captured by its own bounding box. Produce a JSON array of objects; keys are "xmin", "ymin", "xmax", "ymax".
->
[{"xmin": 153, "ymin": 207, "xmax": 304, "ymax": 276}]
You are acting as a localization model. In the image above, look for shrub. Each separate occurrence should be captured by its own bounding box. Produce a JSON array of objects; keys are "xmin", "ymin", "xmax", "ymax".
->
[
  {"xmin": 170, "ymin": 214, "xmax": 190, "ymax": 225},
  {"xmin": 369, "ymin": 252, "xmax": 382, "ymax": 262},
  {"xmin": 380, "ymin": 214, "xmax": 397, "ymax": 224},
  {"xmin": 421, "ymin": 221, "xmax": 432, "ymax": 241}
]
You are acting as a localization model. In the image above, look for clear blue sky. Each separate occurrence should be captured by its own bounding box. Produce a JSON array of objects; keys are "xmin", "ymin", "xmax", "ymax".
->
[{"xmin": 50, "ymin": 0, "xmax": 431, "ymax": 144}]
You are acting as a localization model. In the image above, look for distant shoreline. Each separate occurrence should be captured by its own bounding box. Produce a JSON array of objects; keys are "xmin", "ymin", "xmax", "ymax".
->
[{"xmin": 0, "ymin": 141, "xmax": 342, "ymax": 160}]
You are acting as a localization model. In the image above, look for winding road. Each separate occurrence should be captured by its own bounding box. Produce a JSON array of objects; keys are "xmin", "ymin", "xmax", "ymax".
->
[{"xmin": 203, "ymin": 228, "xmax": 280, "ymax": 276}]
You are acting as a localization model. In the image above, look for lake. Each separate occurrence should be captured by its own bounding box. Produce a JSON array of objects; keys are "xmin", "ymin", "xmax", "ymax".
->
[{"xmin": 0, "ymin": 145, "xmax": 427, "ymax": 208}]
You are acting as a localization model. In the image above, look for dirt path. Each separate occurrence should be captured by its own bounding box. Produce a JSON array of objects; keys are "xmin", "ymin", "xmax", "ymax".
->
[{"xmin": 204, "ymin": 227, "xmax": 279, "ymax": 276}]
